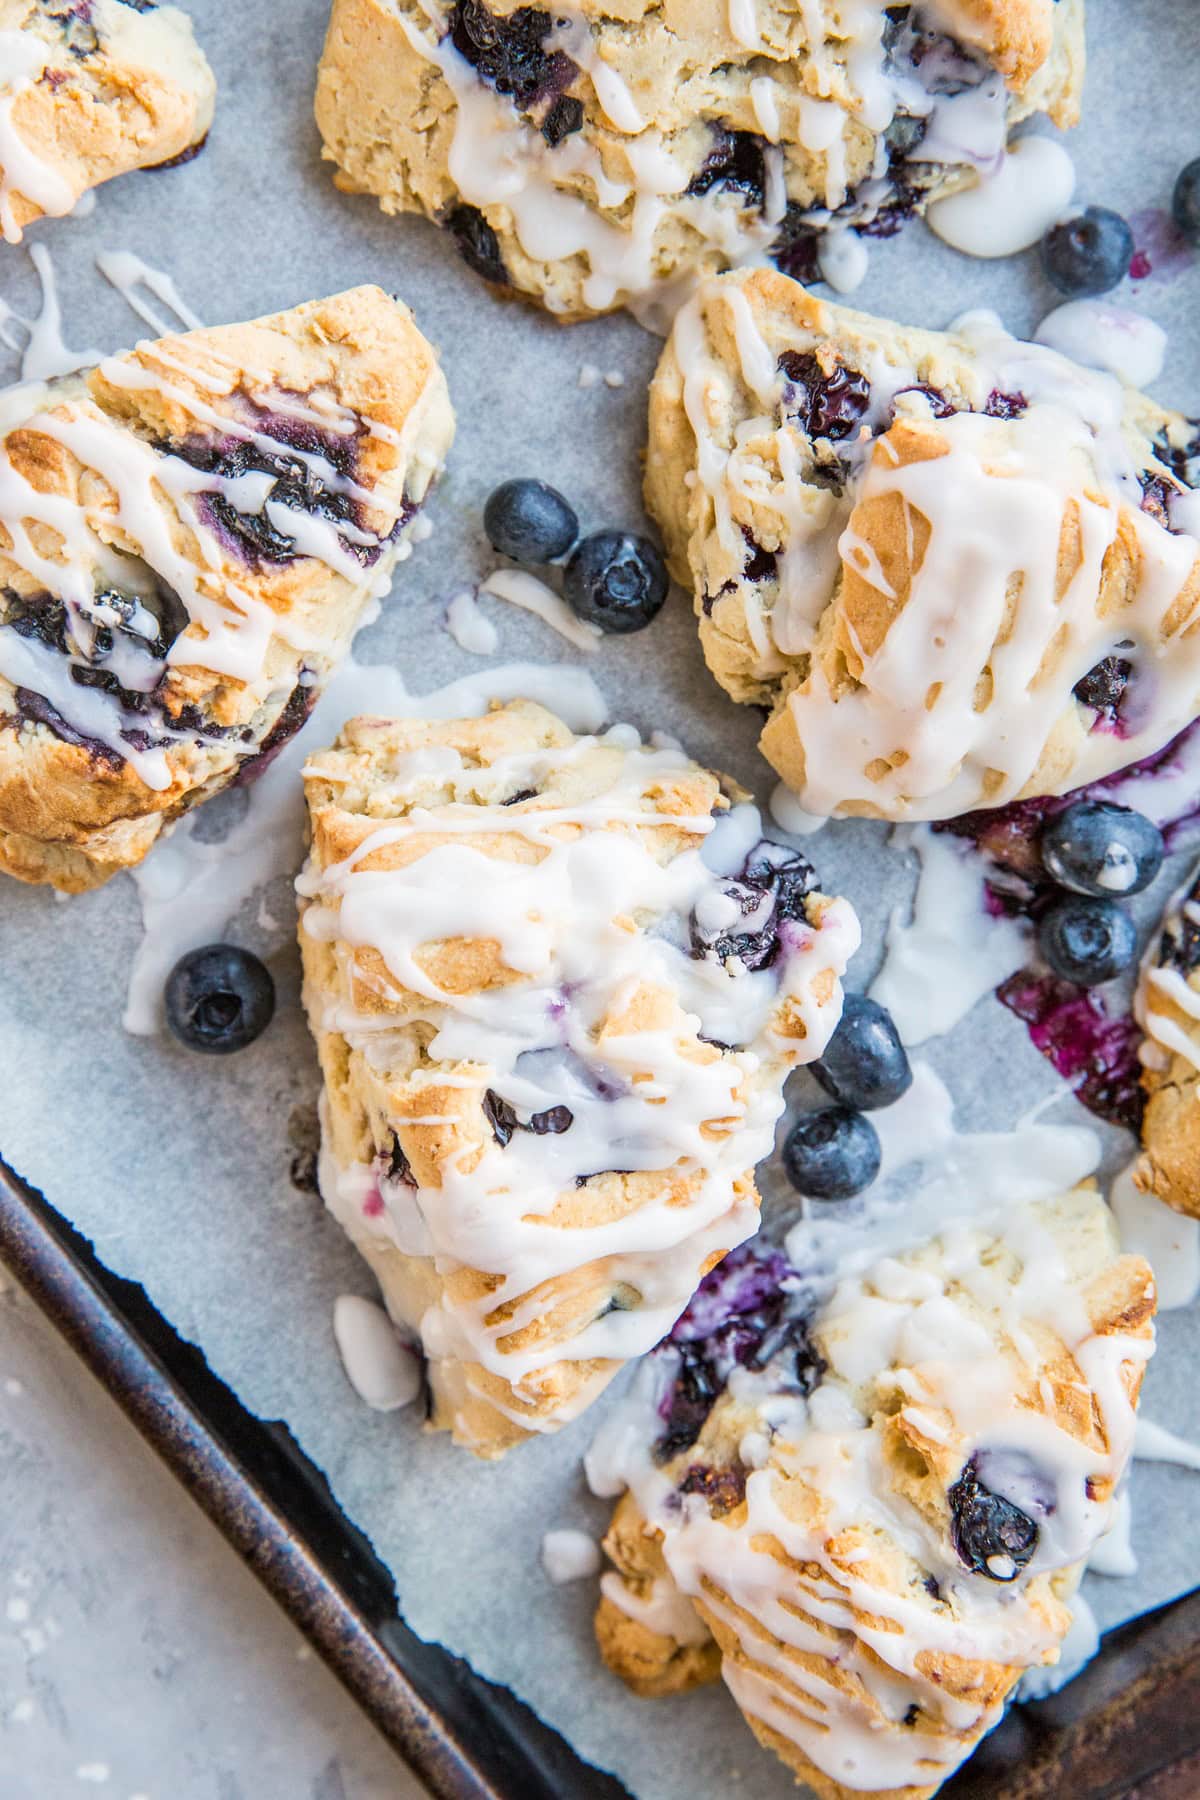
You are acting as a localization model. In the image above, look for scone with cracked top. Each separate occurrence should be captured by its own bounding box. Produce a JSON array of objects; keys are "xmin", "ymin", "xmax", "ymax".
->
[
  {"xmin": 297, "ymin": 699, "xmax": 859, "ymax": 1456},
  {"xmin": 0, "ymin": 0, "xmax": 216, "ymax": 241},
  {"xmin": 591, "ymin": 1189, "xmax": 1156, "ymax": 1800},
  {"xmin": 1136, "ymin": 856, "xmax": 1200, "ymax": 1218},
  {"xmin": 0, "ymin": 284, "xmax": 453, "ymax": 892},
  {"xmin": 647, "ymin": 266, "xmax": 1200, "ymax": 822},
  {"xmin": 314, "ymin": 0, "xmax": 1083, "ymax": 322}
]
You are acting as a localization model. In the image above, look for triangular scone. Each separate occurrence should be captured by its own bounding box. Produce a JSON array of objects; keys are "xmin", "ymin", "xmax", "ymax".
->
[
  {"xmin": 0, "ymin": 0, "xmax": 215, "ymax": 241},
  {"xmin": 592, "ymin": 1189, "xmax": 1156, "ymax": 1799},
  {"xmin": 314, "ymin": 0, "xmax": 1081, "ymax": 322},
  {"xmin": 297, "ymin": 700, "xmax": 859, "ymax": 1457},
  {"xmin": 0, "ymin": 285, "xmax": 453, "ymax": 891},
  {"xmin": 1136, "ymin": 855, "xmax": 1200, "ymax": 1217},
  {"xmin": 647, "ymin": 266, "xmax": 1200, "ymax": 820}
]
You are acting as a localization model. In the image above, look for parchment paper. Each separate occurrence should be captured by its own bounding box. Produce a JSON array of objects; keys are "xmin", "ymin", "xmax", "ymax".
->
[{"xmin": 1, "ymin": 4, "xmax": 1199, "ymax": 1796}]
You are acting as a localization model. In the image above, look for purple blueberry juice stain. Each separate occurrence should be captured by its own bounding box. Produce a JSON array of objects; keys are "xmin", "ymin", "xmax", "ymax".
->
[
  {"xmin": 232, "ymin": 680, "xmax": 318, "ymax": 786},
  {"xmin": 653, "ymin": 1244, "xmax": 823, "ymax": 1467},
  {"xmin": 1127, "ymin": 207, "xmax": 1195, "ymax": 287},
  {"xmin": 447, "ymin": 0, "xmax": 577, "ymax": 119},
  {"xmin": 891, "ymin": 383, "xmax": 955, "ymax": 420},
  {"xmin": 740, "ymin": 525, "xmax": 778, "ymax": 582},
  {"xmin": 690, "ymin": 840, "xmax": 817, "ymax": 973},
  {"xmin": 686, "ymin": 129, "xmax": 766, "ymax": 208},
  {"xmin": 778, "ymin": 351, "xmax": 871, "ymax": 443},
  {"xmin": 937, "ymin": 718, "xmax": 1200, "ymax": 1132},
  {"xmin": 983, "ymin": 390, "xmax": 1028, "ymax": 421},
  {"xmin": 997, "ymin": 972, "xmax": 1145, "ymax": 1132},
  {"xmin": 170, "ymin": 415, "xmax": 380, "ymax": 572},
  {"xmin": 770, "ymin": 207, "xmax": 823, "ymax": 285}
]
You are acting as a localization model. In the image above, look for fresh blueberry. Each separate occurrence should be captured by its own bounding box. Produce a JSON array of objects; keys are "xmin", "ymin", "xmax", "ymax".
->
[
  {"xmin": 948, "ymin": 1456, "xmax": 1038, "ymax": 1581},
  {"xmin": 1040, "ymin": 801, "xmax": 1164, "ymax": 899},
  {"xmin": 1173, "ymin": 158, "xmax": 1200, "ymax": 246},
  {"xmin": 1037, "ymin": 895, "xmax": 1137, "ymax": 987},
  {"xmin": 813, "ymin": 995, "xmax": 913, "ymax": 1111},
  {"xmin": 563, "ymin": 531, "xmax": 668, "ymax": 633},
  {"xmin": 165, "ymin": 945, "xmax": 275, "ymax": 1053},
  {"xmin": 1040, "ymin": 206, "xmax": 1133, "ymax": 297},
  {"xmin": 483, "ymin": 478, "xmax": 578, "ymax": 563},
  {"xmin": 782, "ymin": 1106, "xmax": 881, "ymax": 1200}
]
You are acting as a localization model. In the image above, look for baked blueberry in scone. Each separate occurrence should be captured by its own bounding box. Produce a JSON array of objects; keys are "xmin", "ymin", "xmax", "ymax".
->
[
  {"xmin": 313, "ymin": 0, "xmax": 1083, "ymax": 321},
  {"xmin": 0, "ymin": 285, "xmax": 454, "ymax": 891},
  {"xmin": 297, "ymin": 699, "xmax": 859, "ymax": 1457},
  {"xmin": 0, "ymin": 0, "xmax": 216, "ymax": 241},
  {"xmin": 1135, "ymin": 854, "xmax": 1200, "ymax": 1218},
  {"xmin": 647, "ymin": 267, "xmax": 1200, "ymax": 822},
  {"xmin": 591, "ymin": 1191, "xmax": 1156, "ymax": 1800}
]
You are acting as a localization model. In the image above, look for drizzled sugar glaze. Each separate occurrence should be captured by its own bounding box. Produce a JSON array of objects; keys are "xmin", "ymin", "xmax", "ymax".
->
[
  {"xmin": 0, "ymin": 303, "xmax": 443, "ymax": 791},
  {"xmin": 592, "ymin": 1177, "xmax": 1154, "ymax": 1794},
  {"xmin": 373, "ymin": 0, "xmax": 1060, "ymax": 317},
  {"xmin": 662, "ymin": 273, "xmax": 1200, "ymax": 820},
  {"xmin": 299, "ymin": 707, "xmax": 858, "ymax": 1445},
  {"xmin": 0, "ymin": 0, "xmax": 214, "ymax": 242}
]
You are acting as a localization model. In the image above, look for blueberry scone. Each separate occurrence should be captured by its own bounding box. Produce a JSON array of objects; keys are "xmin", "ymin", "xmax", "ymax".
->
[
  {"xmin": 314, "ymin": 0, "xmax": 1082, "ymax": 322},
  {"xmin": 0, "ymin": 285, "xmax": 453, "ymax": 892},
  {"xmin": 1135, "ymin": 855, "xmax": 1200, "ymax": 1219},
  {"xmin": 591, "ymin": 1190, "xmax": 1156, "ymax": 1798},
  {"xmin": 648, "ymin": 266, "xmax": 1200, "ymax": 822},
  {"xmin": 0, "ymin": 0, "xmax": 216, "ymax": 242},
  {"xmin": 297, "ymin": 700, "xmax": 859, "ymax": 1457}
]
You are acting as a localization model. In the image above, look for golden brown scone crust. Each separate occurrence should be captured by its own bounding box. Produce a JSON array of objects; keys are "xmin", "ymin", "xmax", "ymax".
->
[
  {"xmin": 313, "ymin": 0, "xmax": 1082, "ymax": 321},
  {"xmin": 1136, "ymin": 861, "xmax": 1200, "ymax": 1218},
  {"xmin": 0, "ymin": 285, "xmax": 454, "ymax": 891},
  {"xmin": 0, "ymin": 0, "xmax": 215, "ymax": 239},
  {"xmin": 646, "ymin": 265, "xmax": 1200, "ymax": 821},
  {"xmin": 596, "ymin": 1187, "xmax": 1156, "ymax": 1799},
  {"xmin": 299, "ymin": 699, "xmax": 857, "ymax": 1456},
  {"xmin": 596, "ymin": 1492, "xmax": 721, "ymax": 1698}
]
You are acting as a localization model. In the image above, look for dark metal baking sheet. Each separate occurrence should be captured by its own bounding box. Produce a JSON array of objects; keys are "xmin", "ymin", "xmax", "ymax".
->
[{"xmin": 2, "ymin": 1157, "xmax": 1199, "ymax": 1800}]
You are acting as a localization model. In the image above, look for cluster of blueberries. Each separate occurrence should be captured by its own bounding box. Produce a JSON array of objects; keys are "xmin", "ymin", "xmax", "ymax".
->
[
  {"xmin": 781, "ymin": 798, "xmax": 1166, "ymax": 1203},
  {"xmin": 1039, "ymin": 157, "xmax": 1200, "ymax": 297},
  {"xmin": 482, "ymin": 476, "xmax": 669, "ymax": 634}
]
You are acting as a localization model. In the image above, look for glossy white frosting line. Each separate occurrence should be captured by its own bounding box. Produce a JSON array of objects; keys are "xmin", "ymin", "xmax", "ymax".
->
[
  {"xmin": 669, "ymin": 283, "xmax": 1200, "ymax": 818},
  {"xmin": 301, "ymin": 725, "xmax": 858, "ymax": 1410}
]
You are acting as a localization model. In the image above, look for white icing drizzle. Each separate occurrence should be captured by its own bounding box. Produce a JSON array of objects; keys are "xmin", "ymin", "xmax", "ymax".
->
[
  {"xmin": 0, "ymin": 244, "xmax": 100, "ymax": 382},
  {"xmin": 0, "ymin": 295, "xmax": 445, "ymax": 794},
  {"xmin": 1017, "ymin": 1595, "xmax": 1099, "ymax": 1698},
  {"xmin": 926, "ymin": 135, "xmax": 1075, "ymax": 257},
  {"xmin": 1035, "ymin": 301, "xmax": 1168, "ymax": 391},
  {"xmin": 332, "ymin": 1293, "xmax": 422, "ymax": 1410},
  {"xmin": 1133, "ymin": 1418, "xmax": 1200, "ymax": 1472},
  {"xmin": 670, "ymin": 284, "xmax": 1200, "ymax": 819},
  {"xmin": 1110, "ymin": 1163, "xmax": 1200, "ymax": 1312},
  {"xmin": 444, "ymin": 586, "xmax": 500, "ymax": 656},
  {"xmin": 599, "ymin": 1570, "xmax": 709, "ymax": 1643},
  {"xmin": 1134, "ymin": 866, "xmax": 1200, "ymax": 1080},
  {"xmin": 541, "ymin": 1528, "xmax": 602, "ymax": 1584},
  {"xmin": 1086, "ymin": 1489, "xmax": 1137, "ymax": 1578},
  {"xmin": 589, "ymin": 1061, "xmax": 1143, "ymax": 1789},
  {"xmin": 476, "ymin": 567, "xmax": 602, "ymax": 652},
  {"xmin": 123, "ymin": 655, "xmax": 608, "ymax": 1033},
  {"xmin": 870, "ymin": 825, "xmax": 1027, "ymax": 1045},
  {"xmin": 96, "ymin": 250, "xmax": 205, "ymax": 337},
  {"xmin": 600, "ymin": 1185, "xmax": 1148, "ymax": 1791},
  {"xmin": 302, "ymin": 723, "xmax": 859, "ymax": 1419},
  {"xmin": 389, "ymin": 0, "xmax": 1043, "ymax": 315},
  {"xmin": 0, "ymin": 28, "xmax": 77, "ymax": 242}
]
